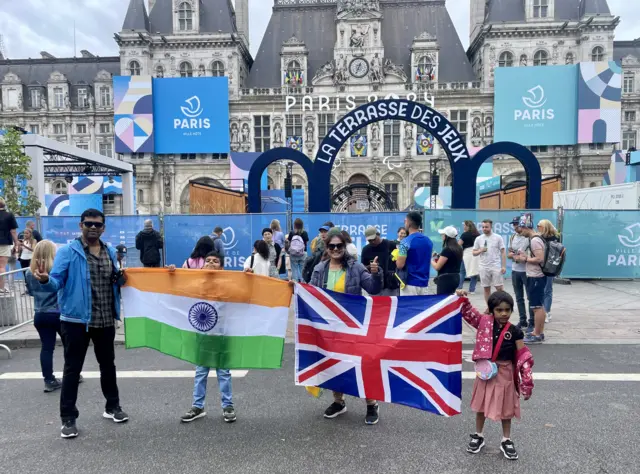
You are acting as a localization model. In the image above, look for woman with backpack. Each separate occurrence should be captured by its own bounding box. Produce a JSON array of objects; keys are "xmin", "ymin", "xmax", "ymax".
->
[
  {"xmin": 287, "ymin": 218, "xmax": 309, "ymax": 283},
  {"xmin": 244, "ymin": 240, "xmax": 270, "ymax": 277},
  {"xmin": 537, "ymin": 219, "xmax": 560, "ymax": 323}
]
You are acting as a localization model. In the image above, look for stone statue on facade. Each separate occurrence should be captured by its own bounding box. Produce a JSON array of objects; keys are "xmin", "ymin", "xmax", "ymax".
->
[
  {"xmin": 306, "ymin": 122, "xmax": 314, "ymax": 143},
  {"xmin": 274, "ymin": 122, "xmax": 283, "ymax": 143},
  {"xmin": 484, "ymin": 116, "xmax": 493, "ymax": 137},
  {"xmin": 334, "ymin": 54, "xmax": 349, "ymax": 85},
  {"xmin": 312, "ymin": 61, "xmax": 335, "ymax": 84},
  {"xmin": 520, "ymin": 55, "xmax": 528, "ymax": 66},
  {"xmin": 241, "ymin": 123, "xmax": 250, "ymax": 144},
  {"xmin": 350, "ymin": 25, "xmax": 370, "ymax": 48},
  {"xmin": 338, "ymin": 0, "xmax": 380, "ymax": 14},
  {"xmin": 472, "ymin": 117, "xmax": 482, "ymax": 138},
  {"xmin": 383, "ymin": 58, "xmax": 407, "ymax": 82},
  {"xmin": 64, "ymin": 93, "xmax": 70, "ymax": 108},
  {"xmin": 198, "ymin": 65, "xmax": 206, "ymax": 77},
  {"xmin": 17, "ymin": 93, "xmax": 22, "ymax": 109},
  {"xmin": 369, "ymin": 53, "xmax": 383, "ymax": 83},
  {"xmin": 230, "ymin": 123, "xmax": 239, "ymax": 144}
]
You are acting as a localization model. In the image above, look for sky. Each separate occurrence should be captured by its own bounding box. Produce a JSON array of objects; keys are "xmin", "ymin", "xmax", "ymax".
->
[{"xmin": 0, "ymin": 0, "xmax": 638, "ymax": 60}]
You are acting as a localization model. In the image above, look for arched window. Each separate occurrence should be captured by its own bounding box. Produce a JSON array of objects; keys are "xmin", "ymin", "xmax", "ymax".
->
[
  {"xmin": 591, "ymin": 46, "xmax": 605, "ymax": 62},
  {"xmin": 53, "ymin": 181, "xmax": 68, "ymax": 195},
  {"xmin": 287, "ymin": 60, "xmax": 301, "ymax": 76},
  {"xmin": 211, "ymin": 61, "xmax": 225, "ymax": 77},
  {"xmin": 417, "ymin": 56, "xmax": 435, "ymax": 81},
  {"xmin": 498, "ymin": 51, "xmax": 514, "ymax": 67},
  {"xmin": 533, "ymin": 50, "xmax": 548, "ymax": 66},
  {"xmin": 285, "ymin": 60, "xmax": 303, "ymax": 86},
  {"xmin": 155, "ymin": 65, "xmax": 164, "ymax": 78},
  {"xmin": 179, "ymin": 62, "xmax": 193, "ymax": 78},
  {"xmin": 178, "ymin": 2, "xmax": 193, "ymax": 31},
  {"xmin": 129, "ymin": 60, "xmax": 141, "ymax": 76},
  {"xmin": 565, "ymin": 52, "xmax": 574, "ymax": 65}
]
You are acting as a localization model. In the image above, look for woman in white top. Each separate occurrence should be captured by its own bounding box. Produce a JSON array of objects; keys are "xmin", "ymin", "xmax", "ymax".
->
[
  {"xmin": 19, "ymin": 228, "xmax": 37, "ymax": 270},
  {"xmin": 244, "ymin": 240, "xmax": 271, "ymax": 277}
]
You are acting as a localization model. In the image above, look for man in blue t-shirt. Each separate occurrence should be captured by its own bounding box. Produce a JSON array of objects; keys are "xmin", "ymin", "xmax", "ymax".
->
[{"xmin": 396, "ymin": 211, "xmax": 433, "ymax": 296}]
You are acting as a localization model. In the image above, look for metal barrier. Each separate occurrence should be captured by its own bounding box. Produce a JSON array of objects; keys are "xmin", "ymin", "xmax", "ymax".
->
[{"xmin": 0, "ymin": 268, "xmax": 35, "ymax": 358}]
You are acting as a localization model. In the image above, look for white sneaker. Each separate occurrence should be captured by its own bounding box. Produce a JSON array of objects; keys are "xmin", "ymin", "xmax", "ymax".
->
[{"xmin": 545, "ymin": 312, "xmax": 551, "ymax": 323}]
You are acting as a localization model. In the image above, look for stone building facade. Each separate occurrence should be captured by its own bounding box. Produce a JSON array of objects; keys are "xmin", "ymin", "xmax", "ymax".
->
[{"xmin": 0, "ymin": 0, "xmax": 638, "ymax": 214}]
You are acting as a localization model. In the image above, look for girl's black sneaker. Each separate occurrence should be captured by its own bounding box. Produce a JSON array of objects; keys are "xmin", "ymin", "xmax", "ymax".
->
[
  {"xmin": 466, "ymin": 434, "xmax": 485, "ymax": 454},
  {"xmin": 501, "ymin": 439, "xmax": 519, "ymax": 460}
]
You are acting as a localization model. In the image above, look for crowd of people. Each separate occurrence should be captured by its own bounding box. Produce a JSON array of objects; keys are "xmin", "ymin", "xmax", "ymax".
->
[{"xmin": 0, "ymin": 201, "xmax": 567, "ymax": 459}]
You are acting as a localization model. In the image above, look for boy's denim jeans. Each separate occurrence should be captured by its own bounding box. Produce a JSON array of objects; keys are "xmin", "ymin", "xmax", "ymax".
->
[{"xmin": 192, "ymin": 366, "xmax": 233, "ymax": 409}]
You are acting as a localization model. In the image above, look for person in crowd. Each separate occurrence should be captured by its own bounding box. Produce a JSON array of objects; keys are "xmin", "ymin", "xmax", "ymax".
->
[
  {"xmin": 25, "ymin": 220, "xmax": 43, "ymax": 242},
  {"xmin": 431, "ymin": 226, "xmax": 463, "ymax": 295},
  {"xmin": 341, "ymin": 230, "xmax": 359, "ymax": 260},
  {"xmin": 25, "ymin": 240, "xmax": 83, "ymax": 393},
  {"xmin": 456, "ymin": 289, "xmax": 534, "ymax": 461},
  {"xmin": 473, "ymin": 219, "xmax": 506, "ymax": 304},
  {"xmin": 168, "ymin": 251, "xmax": 236, "ymax": 424},
  {"xmin": 270, "ymin": 219, "xmax": 286, "ymax": 249},
  {"xmin": 361, "ymin": 226, "xmax": 398, "ymax": 296},
  {"xmin": 310, "ymin": 228, "xmax": 382, "ymax": 425},
  {"xmin": 508, "ymin": 217, "xmax": 534, "ymax": 330},
  {"xmin": 458, "ymin": 220, "xmax": 480, "ymax": 293},
  {"xmin": 537, "ymin": 219, "xmax": 560, "ymax": 323},
  {"xmin": 287, "ymin": 218, "xmax": 309, "ymax": 283},
  {"xmin": 135, "ymin": 219, "xmax": 163, "ymax": 268},
  {"xmin": 262, "ymin": 228, "xmax": 282, "ymax": 278},
  {"xmin": 18, "ymin": 227, "xmax": 37, "ymax": 270},
  {"xmin": 183, "ymin": 237, "xmax": 215, "ymax": 269},
  {"xmin": 396, "ymin": 211, "xmax": 433, "ymax": 296},
  {"xmin": 31, "ymin": 209, "xmax": 128, "ymax": 439},
  {"xmin": 303, "ymin": 222, "xmax": 334, "ymax": 283},
  {"xmin": 0, "ymin": 197, "xmax": 19, "ymax": 293},
  {"xmin": 244, "ymin": 240, "xmax": 271, "ymax": 277},
  {"xmin": 513, "ymin": 214, "xmax": 546, "ymax": 345},
  {"xmin": 396, "ymin": 227, "xmax": 408, "ymax": 245},
  {"xmin": 211, "ymin": 227, "xmax": 226, "ymax": 259}
]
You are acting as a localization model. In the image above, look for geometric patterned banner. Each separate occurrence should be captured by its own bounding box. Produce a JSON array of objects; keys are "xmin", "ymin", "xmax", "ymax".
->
[
  {"xmin": 114, "ymin": 75, "xmax": 154, "ymax": 153},
  {"xmin": 577, "ymin": 61, "xmax": 622, "ymax": 144}
]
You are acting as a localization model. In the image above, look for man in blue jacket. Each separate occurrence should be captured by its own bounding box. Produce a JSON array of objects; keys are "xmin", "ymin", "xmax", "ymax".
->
[{"xmin": 33, "ymin": 209, "xmax": 128, "ymax": 439}]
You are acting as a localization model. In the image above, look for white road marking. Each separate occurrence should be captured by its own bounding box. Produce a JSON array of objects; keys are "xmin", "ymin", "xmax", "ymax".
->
[
  {"xmin": 0, "ymin": 370, "xmax": 638, "ymax": 382},
  {"xmin": 0, "ymin": 370, "xmax": 248, "ymax": 380},
  {"xmin": 461, "ymin": 372, "xmax": 640, "ymax": 382}
]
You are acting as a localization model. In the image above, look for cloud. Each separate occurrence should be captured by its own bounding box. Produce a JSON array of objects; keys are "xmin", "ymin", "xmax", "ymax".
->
[{"xmin": 1, "ymin": 0, "xmax": 638, "ymax": 60}]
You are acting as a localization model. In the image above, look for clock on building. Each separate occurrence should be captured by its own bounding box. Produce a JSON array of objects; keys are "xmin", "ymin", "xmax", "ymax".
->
[{"xmin": 349, "ymin": 58, "xmax": 369, "ymax": 78}]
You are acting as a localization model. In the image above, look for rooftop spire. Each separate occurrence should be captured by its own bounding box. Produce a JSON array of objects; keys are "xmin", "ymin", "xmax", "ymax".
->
[{"xmin": 122, "ymin": 0, "xmax": 150, "ymax": 32}]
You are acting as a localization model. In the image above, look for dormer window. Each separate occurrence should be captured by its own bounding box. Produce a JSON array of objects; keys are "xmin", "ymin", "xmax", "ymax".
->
[
  {"xmin": 78, "ymin": 88, "xmax": 88, "ymax": 108},
  {"xmin": 533, "ymin": 0, "xmax": 549, "ymax": 18},
  {"xmin": 180, "ymin": 62, "xmax": 193, "ymax": 78},
  {"xmin": 30, "ymin": 88, "xmax": 41, "ymax": 109},
  {"xmin": 178, "ymin": 2, "xmax": 193, "ymax": 31},
  {"xmin": 284, "ymin": 60, "xmax": 303, "ymax": 86},
  {"xmin": 416, "ymin": 56, "xmax": 435, "ymax": 82},
  {"xmin": 591, "ymin": 46, "xmax": 605, "ymax": 62},
  {"xmin": 129, "ymin": 60, "xmax": 141, "ymax": 76}
]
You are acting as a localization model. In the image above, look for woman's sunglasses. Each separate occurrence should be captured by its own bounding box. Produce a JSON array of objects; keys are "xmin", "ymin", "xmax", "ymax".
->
[{"xmin": 328, "ymin": 243, "xmax": 344, "ymax": 251}]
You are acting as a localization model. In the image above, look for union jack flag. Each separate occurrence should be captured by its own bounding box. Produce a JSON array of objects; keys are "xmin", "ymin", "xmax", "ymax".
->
[{"xmin": 295, "ymin": 284, "xmax": 463, "ymax": 416}]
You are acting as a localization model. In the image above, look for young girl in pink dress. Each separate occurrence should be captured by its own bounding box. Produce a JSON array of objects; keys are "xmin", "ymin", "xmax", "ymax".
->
[{"xmin": 456, "ymin": 290, "xmax": 535, "ymax": 461}]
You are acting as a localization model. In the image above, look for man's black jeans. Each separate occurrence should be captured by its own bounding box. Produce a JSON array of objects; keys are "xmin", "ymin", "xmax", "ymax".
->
[
  {"xmin": 511, "ymin": 271, "xmax": 534, "ymax": 327},
  {"xmin": 60, "ymin": 322, "xmax": 120, "ymax": 422}
]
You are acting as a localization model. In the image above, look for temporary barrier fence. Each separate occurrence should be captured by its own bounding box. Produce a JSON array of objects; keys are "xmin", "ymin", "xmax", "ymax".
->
[{"xmin": 0, "ymin": 268, "xmax": 35, "ymax": 358}]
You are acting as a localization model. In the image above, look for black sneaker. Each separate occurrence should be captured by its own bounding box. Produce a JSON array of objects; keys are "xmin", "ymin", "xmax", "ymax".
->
[
  {"xmin": 103, "ymin": 407, "xmax": 129, "ymax": 423},
  {"xmin": 60, "ymin": 420, "xmax": 78, "ymax": 439},
  {"xmin": 365, "ymin": 404, "xmax": 379, "ymax": 425},
  {"xmin": 501, "ymin": 439, "xmax": 518, "ymax": 460},
  {"xmin": 323, "ymin": 402, "xmax": 347, "ymax": 419},
  {"xmin": 44, "ymin": 378, "xmax": 62, "ymax": 393},
  {"xmin": 181, "ymin": 407, "xmax": 206, "ymax": 423},
  {"xmin": 467, "ymin": 434, "xmax": 485, "ymax": 454},
  {"xmin": 223, "ymin": 406, "xmax": 237, "ymax": 423},
  {"xmin": 517, "ymin": 321, "xmax": 528, "ymax": 330}
]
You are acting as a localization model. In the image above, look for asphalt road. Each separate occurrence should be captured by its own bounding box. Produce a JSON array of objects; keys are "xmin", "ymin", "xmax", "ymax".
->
[{"xmin": 1, "ymin": 345, "xmax": 639, "ymax": 474}]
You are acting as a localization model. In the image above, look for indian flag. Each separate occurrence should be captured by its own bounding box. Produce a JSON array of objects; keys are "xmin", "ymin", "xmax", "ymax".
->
[{"xmin": 122, "ymin": 269, "xmax": 293, "ymax": 369}]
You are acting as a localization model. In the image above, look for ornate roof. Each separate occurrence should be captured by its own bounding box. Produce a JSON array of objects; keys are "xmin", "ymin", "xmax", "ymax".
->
[
  {"xmin": 486, "ymin": 0, "xmax": 611, "ymax": 23},
  {"xmin": 247, "ymin": 0, "xmax": 476, "ymax": 87},
  {"xmin": 144, "ymin": 0, "xmax": 237, "ymax": 35}
]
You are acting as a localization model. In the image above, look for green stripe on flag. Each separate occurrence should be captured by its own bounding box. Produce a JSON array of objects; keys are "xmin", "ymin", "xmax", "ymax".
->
[{"xmin": 125, "ymin": 317, "xmax": 284, "ymax": 369}]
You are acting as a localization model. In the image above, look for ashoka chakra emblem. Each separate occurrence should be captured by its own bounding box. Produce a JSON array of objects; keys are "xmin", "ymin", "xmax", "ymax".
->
[{"xmin": 188, "ymin": 302, "xmax": 218, "ymax": 332}]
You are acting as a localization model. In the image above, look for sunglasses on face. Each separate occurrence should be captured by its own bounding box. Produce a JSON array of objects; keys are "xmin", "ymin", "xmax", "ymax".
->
[
  {"xmin": 82, "ymin": 221, "xmax": 104, "ymax": 229},
  {"xmin": 328, "ymin": 243, "xmax": 344, "ymax": 251}
]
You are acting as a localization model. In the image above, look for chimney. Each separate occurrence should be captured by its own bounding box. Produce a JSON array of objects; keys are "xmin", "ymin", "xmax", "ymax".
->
[
  {"xmin": 40, "ymin": 51, "xmax": 56, "ymax": 59},
  {"xmin": 235, "ymin": 0, "xmax": 249, "ymax": 50},
  {"xmin": 80, "ymin": 50, "xmax": 95, "ymax": 58},
  {"xmin": 148, "ymin": 0, "xmax": 156, "ymax": 13}
]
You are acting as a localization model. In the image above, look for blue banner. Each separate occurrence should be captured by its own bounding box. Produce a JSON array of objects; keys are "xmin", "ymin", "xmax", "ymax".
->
[
  {"xmin": 423, "ymin": 210, "xmax": 558, "ymax": 277},
  {"xmin": 561, "ymin": 210, "xmax": 640, "ymax": 278},
  {"xmin": 163, "ymin": 214, "xmax": 286, "ymax": 270},
  {"xmin": 40, "ymin": 215, "xmax": 160, "ymax": 268},
  {"xmin": 495, "ymin": 65, "xmax": 578, "ymax": 146},
  {"xmin": 478, "ymin": 176, "xmax": 501, "ymax": 195},
  {"xmin": 152, "ymin": 77, "xmax": 230, "ymax": 154}
]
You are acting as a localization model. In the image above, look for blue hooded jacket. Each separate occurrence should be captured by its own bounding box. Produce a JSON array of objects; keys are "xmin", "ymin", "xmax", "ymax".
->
[{"xmin": 39, "ymin": 239, "xmax": 124, "ymax": 325}]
